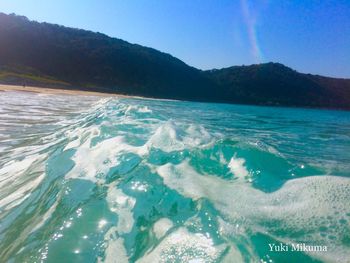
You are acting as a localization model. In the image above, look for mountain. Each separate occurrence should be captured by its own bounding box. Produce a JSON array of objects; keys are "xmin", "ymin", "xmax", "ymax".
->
[
  {"xmin": 205, "ymin": 63, "xmax": 350, "ymax": 109},
  {"xmin": 0, "ymin": 13, "xmax": 217, "ymax": 101},
  {"xmin": 0, "ymin": 13, "xmax": 349, "ymax": 110}
]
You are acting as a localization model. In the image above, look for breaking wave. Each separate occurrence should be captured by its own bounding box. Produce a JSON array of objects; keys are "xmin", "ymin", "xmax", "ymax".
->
[{"xmin": 0, "ymin": 91, "xmax": 349, "ymax": 262}]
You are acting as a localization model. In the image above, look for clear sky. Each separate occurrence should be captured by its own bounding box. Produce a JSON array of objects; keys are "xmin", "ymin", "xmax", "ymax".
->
[{"xmin": 0, "ymin": 0, "xmax": 349, "ymax": 78}]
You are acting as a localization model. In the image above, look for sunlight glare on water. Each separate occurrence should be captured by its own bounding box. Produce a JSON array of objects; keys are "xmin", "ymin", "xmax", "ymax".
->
[{"xmin": 0, "ymin": 91, "xmax": 350, "ymax": 262}]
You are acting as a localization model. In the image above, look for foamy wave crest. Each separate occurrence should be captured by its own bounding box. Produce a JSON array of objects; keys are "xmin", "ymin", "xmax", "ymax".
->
[
  {"xmin": 157, "ymin": 160, "xmax": 350, "ymax": 262},
  {"xmin": 1, "ymin": 91, "xmax": 350, "ymax": 263}
]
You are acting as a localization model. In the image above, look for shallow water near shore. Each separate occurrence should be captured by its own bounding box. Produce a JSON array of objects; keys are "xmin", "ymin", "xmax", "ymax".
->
[{"xmin": 0, "ymin": 91, "xmax": 350, "ymax": 263}]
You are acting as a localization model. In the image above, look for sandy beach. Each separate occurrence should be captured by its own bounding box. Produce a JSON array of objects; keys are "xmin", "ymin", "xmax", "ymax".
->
[
  {"xmin": 0, "ymin": 84, "xmax": 126, "ymax": 97},
  {"xmin": 0, "ymin": 84, "xmax": 180, "ymax": 102}
]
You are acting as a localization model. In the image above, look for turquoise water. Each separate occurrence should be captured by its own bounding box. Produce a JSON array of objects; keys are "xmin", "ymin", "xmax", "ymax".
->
[{"xmin": 0, "ymin": 91, "xmax": 349, "ymax": 263}]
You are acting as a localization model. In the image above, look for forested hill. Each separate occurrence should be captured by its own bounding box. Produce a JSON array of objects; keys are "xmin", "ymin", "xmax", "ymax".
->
[
  {"xmin": 205, "ymin": 63, "xmax": 350, "ymax": 109},
  {"xmin": 1, "ymin": 13, "xmax": 349, "ymax": 110}
]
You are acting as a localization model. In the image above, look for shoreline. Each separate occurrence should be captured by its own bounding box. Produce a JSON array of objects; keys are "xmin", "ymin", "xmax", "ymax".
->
[
  {"xmin": 0, "ymin": 84, "xmax": 130, "ymax": 97},
  {"xmin": 1, "ymin": 84, "xmax": 347, "ymax": 112},
  {"xmin": 0, "ymin": 83, "xmax": 181, "ymax": 103}
]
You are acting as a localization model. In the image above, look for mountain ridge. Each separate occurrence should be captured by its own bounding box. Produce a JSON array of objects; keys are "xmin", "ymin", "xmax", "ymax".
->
[{"xmin": 1, "ymin": 12, "xmax": 349, "ymax": 110}]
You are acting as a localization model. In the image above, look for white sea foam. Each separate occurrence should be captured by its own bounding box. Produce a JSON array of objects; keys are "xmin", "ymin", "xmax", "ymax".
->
[
  {"xmin": 64, "ymin": 120, "xmax": 217, "ymax": 183},
  {"xmin": 228, "ymin": 156, "xmax": 249, "ymax": 178},
  {"xmin": 0, "ymin": 173, "xmax": 45, "ymax": 211},
  {"xmin": 157, "ymin": 160, "xmax": 350, "ymax": 262},
  {"xmin": 124, "ymin": 105, "xmax": 152, "ymax": 115},
  {"xmin": 144, "ymin": 121, "xmax": 214, "ymax": 153},
  {"xmin": 63, "ymin": 125, "xmax": 101, "ymax": 151},
  {"xmin": 0, "ymin": 156, "xmax": 38, "ymax": 185},
  {"xmin": 106, "ymin": 184, "xmax": 136, "ymax": 234},
  {"xmin": 65, "ymin": 136, "xmax": 124, "ymax": 182},
  {"xmin": 137, "ymin": 227, "xmax": 226, "ymax": 263},
  {"xmin": 0, "ymin": 154, "xmax": 46, "ymax": 211},
  {"xmin": 2, "ymin": 91, "xmax": 349, "ymax": 262},
  {"xmin": 99, "ymin": 226, "xmax": 129, "ymax": 263},
  {"xmin": 101, "ymin": 184, "xmax": 137, "ymax": 262},
  {"xmin": 64, "ymin": 133, "xmax": 152, "ymax": 182},
  {"xmin": 153, "ymin": 218, "xmax": 174, "ymax": 239},
  {"xmin": 138, "ymin": 106, "xmax": 152, "ymax": 113}
]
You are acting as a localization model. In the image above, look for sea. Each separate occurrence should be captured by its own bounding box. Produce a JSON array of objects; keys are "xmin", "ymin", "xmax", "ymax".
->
[{"xmin": 0, "ymin": 91, "xmax": 349, "ymax": 263}]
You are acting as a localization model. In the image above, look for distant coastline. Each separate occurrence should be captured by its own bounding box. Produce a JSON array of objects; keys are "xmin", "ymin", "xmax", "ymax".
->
[
  {"xmin": 0, "ymin": 84, "xmax": 131, "ymax": 97},
  {"xmin": 1, "ymin": 13, "xmax": 350, "ymax": 110},
  {"xmin": 0, "ymin": 84, "xmax": 181, "ymax": 103}
]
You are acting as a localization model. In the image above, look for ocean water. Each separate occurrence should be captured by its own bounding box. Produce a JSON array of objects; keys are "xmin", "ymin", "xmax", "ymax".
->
[{"xmin": 0, "ymin": 91, "xmax": 350, "ymax": 263}]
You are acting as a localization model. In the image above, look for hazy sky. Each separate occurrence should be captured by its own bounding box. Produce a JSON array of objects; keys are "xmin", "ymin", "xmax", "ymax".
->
[{"xmin": 0, "ymin": 0, "xmax": 349, "ymax": 78}]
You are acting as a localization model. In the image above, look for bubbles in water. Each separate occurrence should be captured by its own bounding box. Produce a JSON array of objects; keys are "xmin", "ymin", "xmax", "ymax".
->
[{"xmin": 1, "ymin": 91, "xmax": 350, "ymax": 262}]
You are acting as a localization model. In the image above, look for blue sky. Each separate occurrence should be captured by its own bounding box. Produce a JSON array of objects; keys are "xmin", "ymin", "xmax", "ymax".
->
[{"xmin": 0, "ymin": 0, "xmax": 349, "ymax": 78}]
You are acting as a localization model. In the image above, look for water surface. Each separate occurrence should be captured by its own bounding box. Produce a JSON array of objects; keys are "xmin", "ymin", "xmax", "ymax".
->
[{"xmin": 0, "ymin": 91, "xmax": 349, "ymax": 262}]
